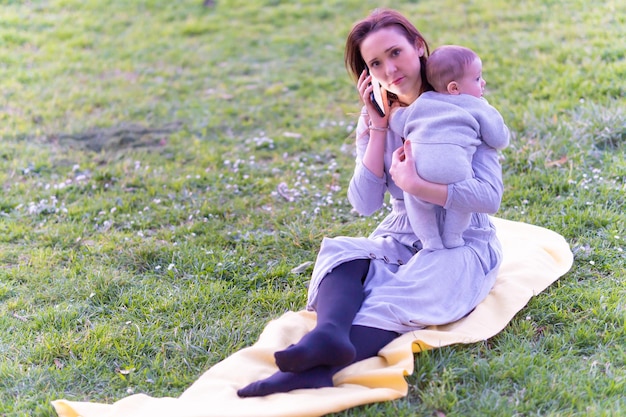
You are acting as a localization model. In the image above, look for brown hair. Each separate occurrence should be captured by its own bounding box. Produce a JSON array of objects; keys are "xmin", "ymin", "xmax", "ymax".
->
[
  {"xmin": 344, "ymin": 8, "xmax": 432, "ymax": 101},
  {"xmin": 426, "ymin": 45, "xmax": 478, "ymax": 93}
]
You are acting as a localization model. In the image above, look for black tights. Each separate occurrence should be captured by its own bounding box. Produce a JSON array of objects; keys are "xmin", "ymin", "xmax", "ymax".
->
[{"xmin": 237, "ymin": 259, "xmax": 399, "ymax": 397}]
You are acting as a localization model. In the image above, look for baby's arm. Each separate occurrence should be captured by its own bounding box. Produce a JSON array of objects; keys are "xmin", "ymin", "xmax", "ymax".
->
[
  {"xmin": 476, "ymin": 99, "xmax": 510, "ymax": 150},
  {"xmin": 388, "ymin": 105, "xmax": 409, "ymax": 138}
]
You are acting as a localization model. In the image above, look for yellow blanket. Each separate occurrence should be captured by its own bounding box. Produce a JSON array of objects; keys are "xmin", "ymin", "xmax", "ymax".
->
[{"xmin": 52, "ymin": 217, "xmax": 573, "ymax": 417}]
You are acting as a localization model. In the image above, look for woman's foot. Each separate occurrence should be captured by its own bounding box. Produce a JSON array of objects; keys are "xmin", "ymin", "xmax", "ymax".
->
[
  {"xmin": 237, "ymin": 367, "xmax": 333, "ymax": 398},
  {"xmin": 274, "ymin": 325, "xmax": 355, "ymax": 372}
]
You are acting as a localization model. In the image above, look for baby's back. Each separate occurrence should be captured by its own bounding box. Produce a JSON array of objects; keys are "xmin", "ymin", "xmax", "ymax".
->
[{"xmin": 390, "ymin": 92, "xmax": 482, "ymax": 184}]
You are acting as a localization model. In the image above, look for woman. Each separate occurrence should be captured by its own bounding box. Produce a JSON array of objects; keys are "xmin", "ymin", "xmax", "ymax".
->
[{"xmin": 238, "ymin": 8, "xmax": 503, "ymax": 397}]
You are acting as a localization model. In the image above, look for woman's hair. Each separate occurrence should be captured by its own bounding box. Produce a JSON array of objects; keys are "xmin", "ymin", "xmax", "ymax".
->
[
  {"xmin": 344, "ymin": 8, "xmax": 432, "ymax": 99},
  {"xmin": 426, "ymin": 45, "xmax": 478, "ymax": 93}
]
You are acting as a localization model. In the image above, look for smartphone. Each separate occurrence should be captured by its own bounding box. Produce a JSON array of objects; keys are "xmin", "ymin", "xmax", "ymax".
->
[{"xmin": 369, "ymin": 74, "xmax": 386, "ymax": 117}]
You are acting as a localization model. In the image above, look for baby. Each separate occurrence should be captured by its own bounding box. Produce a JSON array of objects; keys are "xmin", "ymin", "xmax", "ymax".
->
[{"xmin": 390, "ymin": 45, "xmax": 510, "ymax": 250}]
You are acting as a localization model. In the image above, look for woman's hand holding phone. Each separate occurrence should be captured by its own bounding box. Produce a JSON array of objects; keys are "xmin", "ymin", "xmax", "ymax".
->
[
  {"xmin": 357, "ymin": 69, "xmax": 389, "ymax": 129},
  {"xmin": 369, "ymin": 75, "xmax": 386, "ymax": 117}
]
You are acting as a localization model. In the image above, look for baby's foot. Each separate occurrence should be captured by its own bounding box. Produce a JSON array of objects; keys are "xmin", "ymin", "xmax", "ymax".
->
[
  {"xmin": 420, "ymin": 236, "xmax": 445, "ymax": 250},
  {"xmin": 443, "ymin": 233, "xmax": 464, "ymax": 248}
]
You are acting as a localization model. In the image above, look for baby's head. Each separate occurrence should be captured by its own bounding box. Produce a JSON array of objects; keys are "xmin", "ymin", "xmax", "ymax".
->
[{"xmin": 426, "ymin": 45, "xmax": 485, "ymax": 98}]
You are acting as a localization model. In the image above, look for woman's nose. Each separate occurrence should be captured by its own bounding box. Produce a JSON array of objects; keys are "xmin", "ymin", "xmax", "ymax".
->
[{"xmin": 385, "ymin": 62, "xmax": 396, "ymax": 76}]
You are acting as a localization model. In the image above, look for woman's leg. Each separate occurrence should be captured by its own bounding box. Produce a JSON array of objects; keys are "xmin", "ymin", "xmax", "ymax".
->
[
  {"xmin": 349, "ymin": 325, "xmax": 399, "ymax": 362},
  {"xmin": 237, "ymin": 325, "xmax": 398, "ymax": 398},
  {"xmin": 274, "ymin": 259, "xmax": 370, "ymax": 373}
]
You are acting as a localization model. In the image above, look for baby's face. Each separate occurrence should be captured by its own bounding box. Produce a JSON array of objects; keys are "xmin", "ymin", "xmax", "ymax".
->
[{"xmin": 455, "ymin": 58, "xmax": 486, "ymax": 98}]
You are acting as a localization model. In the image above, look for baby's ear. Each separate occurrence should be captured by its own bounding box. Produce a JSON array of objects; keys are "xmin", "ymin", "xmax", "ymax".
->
[{"xmin": 447, "ymin": 81, "xmax": 460, "ymax": 95}]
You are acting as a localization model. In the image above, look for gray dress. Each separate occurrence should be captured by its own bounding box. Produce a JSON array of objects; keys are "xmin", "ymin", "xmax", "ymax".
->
[{"xmin": 306, "ymin": 112, "xmax": 504, "ymax": 333}]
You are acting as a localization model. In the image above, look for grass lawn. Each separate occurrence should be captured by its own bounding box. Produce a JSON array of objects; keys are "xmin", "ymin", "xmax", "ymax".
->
[{"xmin": 0, "ymin": 0, "xmax": 624, "ymax": 415}]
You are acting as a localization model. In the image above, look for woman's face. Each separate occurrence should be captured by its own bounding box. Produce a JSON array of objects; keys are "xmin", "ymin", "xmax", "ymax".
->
[{"xmin": 360, "ymin": 26, "xmax": 424, "ymax": 104}]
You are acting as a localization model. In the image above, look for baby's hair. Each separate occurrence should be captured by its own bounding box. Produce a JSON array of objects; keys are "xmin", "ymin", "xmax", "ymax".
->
[{"xmin": 426, "ymin": 45, "xmax": 478, "ymax": 93}]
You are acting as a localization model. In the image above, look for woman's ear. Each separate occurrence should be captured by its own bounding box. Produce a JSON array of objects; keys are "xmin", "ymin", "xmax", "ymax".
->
[
  {"xmin": 416, "ymin": 41, "xmax": 425, "ymax": 57},
  {"xmin": 447, "ymin": 81, "xmax": 460, "ymax": 95}
]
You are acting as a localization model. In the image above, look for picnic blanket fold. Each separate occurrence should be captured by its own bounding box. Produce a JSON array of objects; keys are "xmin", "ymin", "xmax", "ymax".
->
[{"xmin": 52, "ymin": 217, "xmax": 573, "ymax": 417}]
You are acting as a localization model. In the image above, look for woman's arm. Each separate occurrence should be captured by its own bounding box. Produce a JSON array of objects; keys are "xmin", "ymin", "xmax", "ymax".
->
[
  {"xmin": 389, "ymin": 140, "xmax": 448, "ymax": 206},
  {"xmin": 444, "ymin": 142, "xmax": 503, "ymax": 214},
  {"xmin": 356, "ymin": 69, "xmax": 390, "ymax": 177},
  {"xmin": 347, "ymin": 114, "xmax": 388, "ymax": 216},
  {"xmin": 347, "ymin": 71, "xmax": 394, "ymax": 216},
  {"xmin": 390, "ymin": 140, "xmax": 503, "ymax": 213}
]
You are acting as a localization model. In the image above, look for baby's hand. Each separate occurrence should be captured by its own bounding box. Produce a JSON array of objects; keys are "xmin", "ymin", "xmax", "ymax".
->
[
  {"xmin": 388, "ymin": 101, "xmax": 402, "ymax": 118},
  {"xmin": 387, "ymin": 104, "xmax": 407, "ymax": 136}
]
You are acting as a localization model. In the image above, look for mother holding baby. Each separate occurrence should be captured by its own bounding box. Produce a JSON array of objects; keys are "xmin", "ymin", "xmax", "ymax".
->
[{"xmin": 238, "ymin": 7, "xmax": 505, "ymax": 397}]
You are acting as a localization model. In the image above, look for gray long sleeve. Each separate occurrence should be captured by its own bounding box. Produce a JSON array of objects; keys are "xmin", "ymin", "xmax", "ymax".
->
[
  {"xmin": 348, "ymin": 113, "xmax": 503, "ymax": 217},
  {"xmin": 445, "ymin": 142, "xmax": 503, "ymax": 214}
]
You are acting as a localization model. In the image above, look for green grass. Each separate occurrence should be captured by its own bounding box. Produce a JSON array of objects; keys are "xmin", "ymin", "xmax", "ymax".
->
[{"xmin": 0, "ymin": 0, "xmax": 624, "ymax": 415}]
